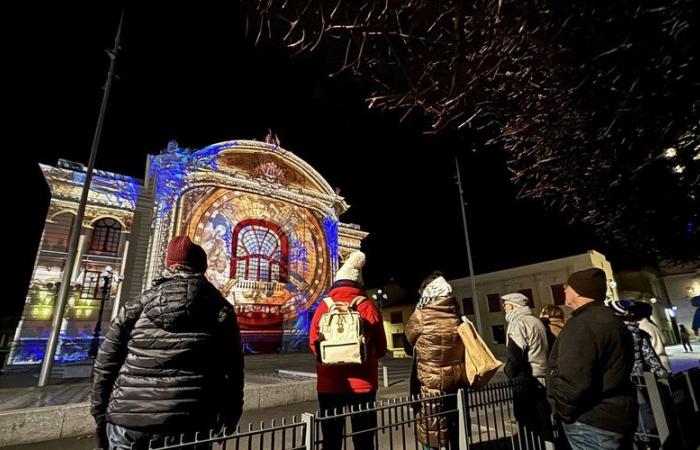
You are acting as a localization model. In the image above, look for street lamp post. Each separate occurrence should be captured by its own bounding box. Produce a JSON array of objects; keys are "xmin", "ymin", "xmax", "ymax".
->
[
  {"xmin": 38, "ymin": 11, "xmax": 124, "ymax": 386},
  {"xmin": 372, "ymin": 289, "xmax": 388, "ymax": 309},
  {"xmin": 455, "ymin": 156, "xmax": 483, "ymax": 335},
  {"xmin": 88, "ymin": 266, "xmax": 121, "ymax": 359}
]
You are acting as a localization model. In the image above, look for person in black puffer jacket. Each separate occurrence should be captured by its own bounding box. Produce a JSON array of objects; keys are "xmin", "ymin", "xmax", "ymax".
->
[
  {"xmin": 90, "ymin": 236, "xmax": 244, "ymax": 450},
  {"xmin": 546, "ymin": 268, "xmax": 637, "ymax": 450}
]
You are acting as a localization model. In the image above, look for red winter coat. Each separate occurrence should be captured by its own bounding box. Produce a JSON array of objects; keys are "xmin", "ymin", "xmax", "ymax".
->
[{"xmin": 309, "ymin": 283, "xmax": 387, "ymax": 393}]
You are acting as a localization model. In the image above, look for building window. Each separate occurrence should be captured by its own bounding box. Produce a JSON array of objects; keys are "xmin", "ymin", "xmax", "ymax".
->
[
  {"xmin": 518, "ymin": 288, "xmax": 535, "ymax": 308},
  {"xmin": 43, "ymin": 213, "xmax": 75, "ymax": 252},
  {"xmin": 462, "ymin": 297, "xmax": 474, "ymax": 315},
  {"xmin": 81, "ymin": 271, "xmax": 102, "ymax": 299},
  {"xmin": 550, "ymin": 284, "xmax": 566, "ymax": 306},
  {"xmin": 392, "ymin": 333, "xmax": 405, "ymax": 349},
  {"xmin": 231, "ymin": 219, "xmax": 288, "ymax": 282},
  {"xmin": 90, "ymin": 218, "xmax": 122, "ymax": 254},
  {"xmin": 390, "ymin": 311, "xmax": 403, "ymax": 324},
  {"xmin": 492, "ymin": 325, "xmax": 506, "ymax": 344},
  {"xmin": 487, "ymin": 293, "xmax": 502, "ymax": 312}
]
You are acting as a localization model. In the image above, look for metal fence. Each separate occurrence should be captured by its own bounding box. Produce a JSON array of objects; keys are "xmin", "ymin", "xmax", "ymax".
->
[
  {"xmin": 633, "ymin": 368, "xmax": 700, "ymax": 449},
  {"xmin": 144, "ymin": 417, "xmax": 307, "ymax": 450},
  {"xmin": 308, "ymin": 391, "xmax": 467, "ymax": 450},
  {"xmin": 467, "ymin": 380, "xmax": 558, "ymax": 450},
  {"xmin": 147, "ymin": 369, "xmax": 700, "ymax": 450}
]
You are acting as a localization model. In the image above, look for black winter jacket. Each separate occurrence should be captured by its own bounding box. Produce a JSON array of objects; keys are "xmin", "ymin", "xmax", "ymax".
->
[
  {"xmin": 90, "ymin": 270, "xmax": 244, "ymax": 432},
  {"xmin": 546, "ymin": 301, "xmax": 637, "ymax": 434}
]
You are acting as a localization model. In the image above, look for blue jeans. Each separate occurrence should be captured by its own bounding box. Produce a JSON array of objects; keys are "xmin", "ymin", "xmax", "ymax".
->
[
  {"xmin": 563, "ymin": 421, "xmax": 631, "ymax": 450},
  {"xmin": 107, "ymin": 423, "xmax": 212, "ymax": 450}
]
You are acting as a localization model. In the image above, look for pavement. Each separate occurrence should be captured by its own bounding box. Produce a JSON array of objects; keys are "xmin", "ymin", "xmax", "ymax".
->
[
  {"xmin": 665, "ymin": 343, "xmax": 700, "ymax": 372},
  {"xmin": 0, "ymin": 353, "xmax": 318, "ymax": 411}
]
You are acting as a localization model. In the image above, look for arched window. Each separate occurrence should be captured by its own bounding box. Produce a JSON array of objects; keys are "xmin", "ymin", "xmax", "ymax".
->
[
  {"xmin": 231, "ymin": 220, "xmax": 288, "ymax": 282},
  {"xmin": 90, "ymin": 218, "xmax": 122, "ymax": 254}
]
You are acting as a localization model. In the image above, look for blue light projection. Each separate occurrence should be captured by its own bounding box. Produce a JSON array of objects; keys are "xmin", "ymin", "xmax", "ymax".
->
[
  {"xmin": 11, "ymin": 332, "xmax": 102, "ymax": 365},
  {"xmin": 282, "ymin": 298, "xmax": 311, "ymax": 351},
  {"xmin": 148, "ymin": 140, "xmax": 228, "ymax": 222},
  {"xmin": 323, "ymin": 213, "xmax": 339, "ymax": 274},
  {"xmin": 289, "ymin": 236, "xmax": 309, "ymax": 274},
  {"xmin": 69, "ymin": 169, "xmax": 141, "ymax": 209}
]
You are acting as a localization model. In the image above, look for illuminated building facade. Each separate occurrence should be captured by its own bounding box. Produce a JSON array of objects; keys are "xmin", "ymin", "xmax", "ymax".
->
[{"xmin": 9, "ymin": 139, "xmax": 366, "ymax": 364}]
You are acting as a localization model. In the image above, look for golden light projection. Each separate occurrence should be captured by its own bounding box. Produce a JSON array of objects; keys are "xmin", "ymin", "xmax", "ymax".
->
[
  {"xmin": 138, "ymin": 140, "xmax": 367, "ymax": 353},
  {"xmin": 179, "ymin": 187, "xmax": 331, "ymax": 351}
]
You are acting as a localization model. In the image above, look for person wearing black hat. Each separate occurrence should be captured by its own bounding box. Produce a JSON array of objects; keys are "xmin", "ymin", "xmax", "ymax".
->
[
  {"xmin": 546, "ymin": 268, "xmax": 637, "ymax": 450},
  {"xmin": 90, "ymin": 236, "xmax": 244, "ymax": 450}
]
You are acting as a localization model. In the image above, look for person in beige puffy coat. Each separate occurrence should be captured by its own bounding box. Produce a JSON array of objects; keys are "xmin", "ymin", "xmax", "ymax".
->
[{"xmin": 405, "ymin": 272, "xmax": 468, "ymax": 450}]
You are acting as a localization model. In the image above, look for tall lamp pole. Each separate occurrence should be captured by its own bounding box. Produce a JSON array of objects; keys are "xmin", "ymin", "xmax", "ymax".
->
[
  {"xmin": 38, "ymin": 11, "xmax": 124, "ymax": 386},
  {"xmin": 455, "ymin": 156, "xmax": 483, "ymax": 335}
]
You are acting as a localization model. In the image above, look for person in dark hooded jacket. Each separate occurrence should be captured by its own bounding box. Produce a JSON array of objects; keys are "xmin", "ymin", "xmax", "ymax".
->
[{"xmin": 90, "ymin": 236, "xmax": 244, "ymax": 450}]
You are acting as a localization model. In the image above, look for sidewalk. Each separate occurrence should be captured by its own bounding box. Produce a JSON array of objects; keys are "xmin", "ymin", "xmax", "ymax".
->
[
  {"xmin": 0, "ymin": 353, "xmax": 317, "ymax": 411},
  {"xmin": 2, "ymin": 401, "xmax": 322, "ymax": 450},
  {"xmin": 666, "ymin": 343, "xmax": 700, "ymax": 373}
]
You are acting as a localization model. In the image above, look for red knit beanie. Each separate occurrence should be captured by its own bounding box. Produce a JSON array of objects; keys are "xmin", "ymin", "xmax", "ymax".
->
[{"xmin": 166, "ymin": 235, "xmax": 208, "ymax": 272}]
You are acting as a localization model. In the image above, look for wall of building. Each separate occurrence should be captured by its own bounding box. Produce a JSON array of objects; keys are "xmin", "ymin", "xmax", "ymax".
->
[
  {"xmin": 381, "ymin": 304, "xmax": 413, "ymax": 358},
  {"xmin": 450, "ymin": 250, "xmax": 617, "ymax": 355}
]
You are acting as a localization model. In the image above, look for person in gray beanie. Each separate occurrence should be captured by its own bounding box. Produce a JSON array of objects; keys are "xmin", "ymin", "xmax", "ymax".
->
[
  {"xmin": 501, "ymin": 292, "xmax": 552, "ymax": 446},
  {"xmin": 546, "ymin": 268, "xmax": 636, "ymax": 450}
]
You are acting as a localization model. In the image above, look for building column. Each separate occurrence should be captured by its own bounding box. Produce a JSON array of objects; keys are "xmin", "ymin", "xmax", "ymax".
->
[
  {"xmin": 111, "ymin": 238, "xmax": 130, "ymax": 320},
  {"xmin": 71, "ymin": 231, "xmax": 89, "ymax": 283}
]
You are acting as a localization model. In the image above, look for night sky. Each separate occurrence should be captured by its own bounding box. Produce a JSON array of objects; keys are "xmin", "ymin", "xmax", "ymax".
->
[{"xmin": 9, "ymin": 5, "xmax": 638, "ymax": 321}]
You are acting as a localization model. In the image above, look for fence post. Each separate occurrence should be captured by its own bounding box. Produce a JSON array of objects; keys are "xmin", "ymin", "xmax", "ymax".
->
[
  {"xmin": 644, "ymin": 371, "xmax": 671, "ymax": 446},
  {"xmin": 684, "ymin": 371, "xmax": 699, "ymax": 413},
  {"xmin": 457, "ymin": 388, "xmax": 469, "ymax": 450},
  {"xmin": 302, "ymin": 412, "xmax": 316, "ymax": 450},
  {"xmin": 383, "ymin": 365, "xmax": 389, "ymax": 387}
]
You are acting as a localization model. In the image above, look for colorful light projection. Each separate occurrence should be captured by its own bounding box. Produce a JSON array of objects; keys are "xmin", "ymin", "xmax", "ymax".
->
[
  {"xmin": 10, "ymin": 163, "xmax": 138, "ymax": 365},
  {"xmin": 12, "ymin": 281, "xmax": 110, "ymax": 364},
  {"xmin": 183, "ymin": 187, "xmax": 333, "ymax": 352}
]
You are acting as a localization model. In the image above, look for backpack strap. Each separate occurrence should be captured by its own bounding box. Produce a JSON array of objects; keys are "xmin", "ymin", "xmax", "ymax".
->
[{"xmin": 349, "ymin": 296, "xmax": 366, "ymax": 309}]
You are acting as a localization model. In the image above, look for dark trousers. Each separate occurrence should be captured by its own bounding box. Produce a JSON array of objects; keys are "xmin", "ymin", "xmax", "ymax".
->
[
  {"xmin": 513, "ymin": 379, "xmax": 554, "ymax": 448},
  {"xmin": 318, "ymin": 392, "xmax": 377, "ymax": 450}
]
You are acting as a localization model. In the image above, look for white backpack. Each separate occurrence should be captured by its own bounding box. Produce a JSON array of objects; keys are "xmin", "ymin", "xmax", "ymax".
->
[{"xmin": 317, "ymin": 296, "xmax": 367, "ymax": 365}]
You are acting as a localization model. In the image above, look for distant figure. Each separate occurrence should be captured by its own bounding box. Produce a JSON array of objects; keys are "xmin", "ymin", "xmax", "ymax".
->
[
  {"xmin": 90, "ymin": 236, "xmax": 244, "ymax": 450},
  {"xmin": 539, "ymin": 304, "xmax": 566, "ymax": 352},
  {"xmin": 679, "ymin": 325, "xmax": 694, "ymax": 352}
]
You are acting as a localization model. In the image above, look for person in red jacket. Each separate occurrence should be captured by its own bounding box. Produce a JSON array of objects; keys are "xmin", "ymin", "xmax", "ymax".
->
[{"xmin": 309, "ymin": 251, "xmax": 387, "ymax": 450}]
